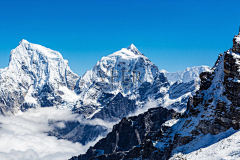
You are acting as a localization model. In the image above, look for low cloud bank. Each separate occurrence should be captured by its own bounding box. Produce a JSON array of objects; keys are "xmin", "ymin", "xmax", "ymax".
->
[
  {"xmin": 0, "ymin": 100, "xmax": 159, "ymax": 160},
  {"xmin": 0, "ymin": 107, "xmax": 104, "ymax": 160},
  {"xmin": 128, "ymin": 100, "xmax": 158, "ymax": 117}
]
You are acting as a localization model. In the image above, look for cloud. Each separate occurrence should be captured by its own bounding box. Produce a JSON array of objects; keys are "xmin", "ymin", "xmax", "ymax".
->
[
  {"xmin": 128, "ymin": 99, "xmax": 158, "ymax": 117},
  {"xmin": 77, "ymin": 116, "xmax": 119, "ymax": 132},
  {"xmin": 0, "ymin": 100, "xmax": 159, "ymax": 160},
  {"xmin": 0, "ymin": 107, "xmax": 104, "ymax": 160}
]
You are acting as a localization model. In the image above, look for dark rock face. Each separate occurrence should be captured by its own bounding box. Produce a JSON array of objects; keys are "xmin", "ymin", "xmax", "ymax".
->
[
  {"xmin": 233, "ymin": 34, "xmax": 240, "ymax": 53},
  {"xmin": 92, "ymin": 93, "xmax": 137, "ymax": 121},
  {"xmin": 38, "ymin": 83, "xmax": 63, "ymax": 107},
  {"xmin": 70, "ymin": 107, "xmax": 178, "ymax": 160},
  {"xmin": 87, "ymin": 139, "xmax": 162, "ymax": 160}
]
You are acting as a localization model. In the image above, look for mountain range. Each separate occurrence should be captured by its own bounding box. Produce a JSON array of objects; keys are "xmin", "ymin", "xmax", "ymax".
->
[
  {"xmin": 69, "ymin": 31, "xmax": 240, "ymax": 160},
  {"xmin": 0, "ymin": 36, "xmax": 219, "ymax": 160}
]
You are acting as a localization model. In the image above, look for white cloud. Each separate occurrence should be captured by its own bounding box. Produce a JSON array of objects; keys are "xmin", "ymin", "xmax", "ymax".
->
[
  {"xmin": 0, "ymin": 100, "xmax": 158, "ymax": 160},
  {"xmin": 0, "ymin": 107, "xmax": 104, "ymax": 160},
  {"xmin": 77, "ymin": 116, "xmax": 119, "ymax": 132},
  {"xmin": 128, "ymin": 99, "xmax": 158, "ymax": 117}
]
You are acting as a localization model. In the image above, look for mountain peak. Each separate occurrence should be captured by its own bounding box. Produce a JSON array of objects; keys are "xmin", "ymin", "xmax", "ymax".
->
[
  {"xmin": 8, "ymin": 40, "xmax": 69, "ymax": 81},
  {"xmin": 19, "ymin": 39, "xmax": 29, "ymax": 46},
  {"xmin": 127, "ymin": 44, "xmax": 137, "ymax": 50},
  {"xmin": 127, "ymin": 44, "xmax": 144, "ymax": 56}
]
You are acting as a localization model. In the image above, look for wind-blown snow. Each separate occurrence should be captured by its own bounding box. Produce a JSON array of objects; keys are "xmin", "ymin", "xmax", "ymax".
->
[{"xmin": 170, "ymin": 128, "xmax": 240, "ymax": 160}]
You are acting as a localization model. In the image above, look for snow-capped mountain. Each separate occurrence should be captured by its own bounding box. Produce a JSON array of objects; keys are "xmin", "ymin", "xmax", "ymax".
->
[
  {"xmin": 0, "ymin": 40, "xmax": 201, "ymax": 119},
  {"xmin": 70, "ymin": 31, "xmax": 240, "ymax": 160},
  {"xmin": 0, "ymin": 39, "xmax": 79, "ymax": 115},
  {"xmin": 73, "ymin": 44, "xmax": 204, "ymax": 119},
  {"xmin": 73, "ymin": 44, "xmax": 169, "ymax": 119},
  {"xmin": 0, "ymin": 40, "xmax": 204, "ymax": 147},
  {"xmin": 161, "ymin": 65, "xmax": 211, "ymax": 85}
]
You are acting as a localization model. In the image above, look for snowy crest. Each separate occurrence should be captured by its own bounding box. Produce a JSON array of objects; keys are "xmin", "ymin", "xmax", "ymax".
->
[
  {"xmin": 0, "ymin": 40, "xmax": 79, "ymax": 114},
  {"xmin": 127, "ymin": 44, "xmax": 144, "ymax": 56},
  {"xmin": 76, "ymin": 44, "xmax": 165, "ymax": 97},
  {"xmin": 74, "ymin": 44, "xmax": 169, "ymax": 118},
  {"xmin": 7, "ymin": 39, "xmax": 73, "ymax": 89}
]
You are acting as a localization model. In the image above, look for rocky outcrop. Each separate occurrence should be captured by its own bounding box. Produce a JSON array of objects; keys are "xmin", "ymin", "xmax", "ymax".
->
[{"xmin": 70, "ymin": 106, "xmax": 179, "ymax": 160}]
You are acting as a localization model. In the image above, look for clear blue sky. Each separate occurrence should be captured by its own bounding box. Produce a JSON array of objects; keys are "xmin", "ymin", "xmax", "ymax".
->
[{"xmin": 0, "ymin": 0, "xmax": 240, "ymax": 76}]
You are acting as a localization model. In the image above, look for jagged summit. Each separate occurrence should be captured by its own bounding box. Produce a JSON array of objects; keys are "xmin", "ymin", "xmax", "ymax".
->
[
  {"xmin": 127, "ymin": 43, "xmax": 144, "ymax": 56},
  {"xmin": 127, "ymin": 43, "xmax": 137, "ymax": 50},
  {"xmin": 14, "ymin": 39, "xmax": 63, "ymax": 59},
  {"xmin": 18, "ymin": 39, "xmax": 29, "ymax": 45},
  {"xmin": 0, "ymin": 40, "xmax": 79, "ymax": 115},
  {"xmin": 105, "ymin": 44, "xmax": 145, "ymax": 59}
]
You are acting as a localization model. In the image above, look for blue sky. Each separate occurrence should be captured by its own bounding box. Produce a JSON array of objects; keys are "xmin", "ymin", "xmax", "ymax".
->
[{"xmin": 0, "ymin": 0, "xmax": 240, "ymax": 76}]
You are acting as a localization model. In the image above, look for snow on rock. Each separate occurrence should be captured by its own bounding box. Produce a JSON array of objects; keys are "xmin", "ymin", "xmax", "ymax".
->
[
  {"xmin": 160, "ymin": 31, "xmax": 240, "ymax": 160},
  {"xmin": 170, "ymin": 128, "xmax": 239, "ymax": 160}
]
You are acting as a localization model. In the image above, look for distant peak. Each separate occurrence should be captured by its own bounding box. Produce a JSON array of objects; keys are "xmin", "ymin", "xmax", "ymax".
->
[
  {"xmin": 127, "ymin": 44, "xmax": 144, "ymax": 56},
  {"xmin": 127, "ymin": 44, "xmax": 137, "ymax": 50},
  {"xmin": 19, "ymin": 39, "xmax": 29, "ymax": 46}
]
